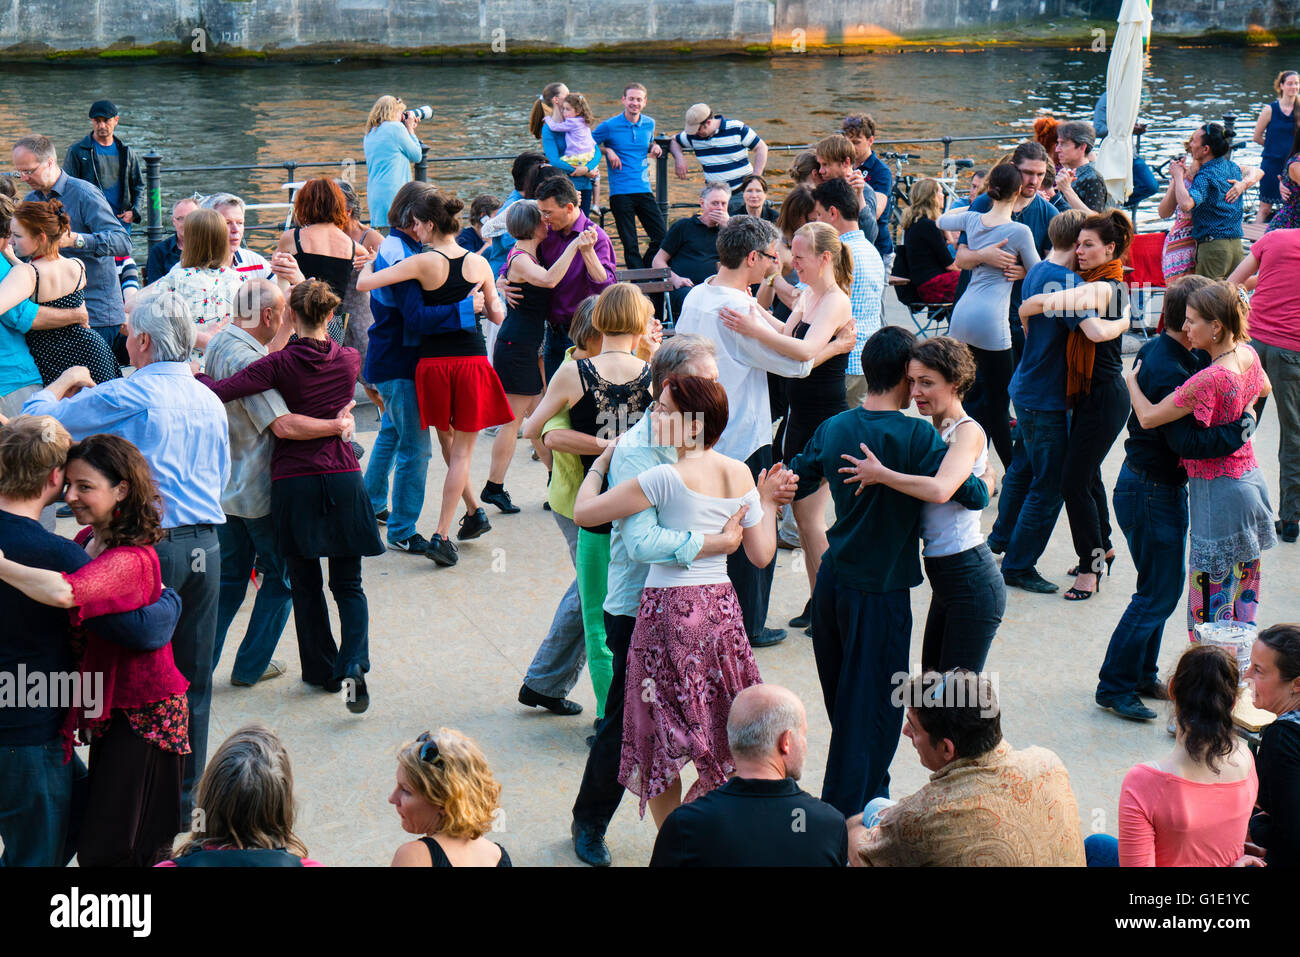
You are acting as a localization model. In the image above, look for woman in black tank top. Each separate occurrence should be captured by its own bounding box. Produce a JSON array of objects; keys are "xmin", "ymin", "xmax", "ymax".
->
[
  {"xmin": 276, "ymin": 178, "xmax": 359, "ymax": 342},
  {"xmin": 357, "ymin": 190, "xmax": 511, "ymax": 566}
]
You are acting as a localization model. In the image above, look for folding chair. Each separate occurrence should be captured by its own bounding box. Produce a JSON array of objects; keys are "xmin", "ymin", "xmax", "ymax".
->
[
  {"xmin": 890, "ymin": 245, "xmax": 952, "ymax": 339},
  {"xmin": 1126, "ymin": 231, "xmax": 1167, "ymax": 340}
]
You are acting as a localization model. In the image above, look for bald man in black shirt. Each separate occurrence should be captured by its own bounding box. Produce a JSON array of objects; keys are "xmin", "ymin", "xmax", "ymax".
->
[{"xmin": 650, "ymin": 685, "xmax": 847, "ymax": 867}]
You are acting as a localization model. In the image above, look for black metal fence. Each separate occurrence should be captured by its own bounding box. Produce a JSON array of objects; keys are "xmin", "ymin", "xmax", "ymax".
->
[{"xmin": 140, "ymin": 115, "xmax": 1242, "ymax": 260}]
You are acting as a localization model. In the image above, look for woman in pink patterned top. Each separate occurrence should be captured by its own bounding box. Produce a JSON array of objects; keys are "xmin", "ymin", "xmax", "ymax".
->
[
  {"xmin": 0, "ymin": 434, "xmax": 189, "ymax": 866},
  {"xmin": 1126, "ymin": 282, "xmax": 1276, "ymax": 636}
]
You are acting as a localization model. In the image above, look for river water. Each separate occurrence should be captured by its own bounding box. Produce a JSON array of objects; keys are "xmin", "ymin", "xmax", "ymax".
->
[{"xmin": 1, "ymin": 45, "xmax": 1294, "ymax": 253}]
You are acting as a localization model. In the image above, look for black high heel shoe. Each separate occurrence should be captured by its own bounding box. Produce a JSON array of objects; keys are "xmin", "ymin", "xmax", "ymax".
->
[
  {"xmin": 1064, "ymin": 571, "xmax": 1103, "ymax": 602},
  {"xmin": 1067, "ymin": 553, "xmax": 1115, "ymax": 577}
]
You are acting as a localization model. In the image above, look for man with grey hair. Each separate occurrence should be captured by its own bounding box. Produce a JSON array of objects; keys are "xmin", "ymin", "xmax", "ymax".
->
[
  {"xmin": 13, "ymin": 134, "xmax": 131, "ymax": 348},
  {"xmin": 145, "ymin": 196, "xmax": 200, "ymax": 283},
  {"xmin": 651, "ymin": 684, "xmax": 848, "ymax": 866},
  {"xmin": 676, "ymin": 215, "xmax": 851, "ymax": 648},
  {"xmin": 651, "ymin": 183, "xmax": 730, "ymax": 315},
  {"xmin": 206, "ymin": 279, "xmax": 356, "ymax": 687},
  {"xmin": 570, "ymin": 332, "xmax": 797, "ymax": 866},
  {"xmin": 24, "ymin": 285, "xmax": 230, "ymax": 817},
  {"xmin": 1054, "ymin": 120, "xmax": 1109, "ymax": 213},
  {"xmin": 200, "ymin": 192, "xmax": 271, "ymax": 278}
]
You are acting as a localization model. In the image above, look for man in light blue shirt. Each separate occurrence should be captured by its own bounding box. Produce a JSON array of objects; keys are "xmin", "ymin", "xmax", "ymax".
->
[
  {"xmin": 592, "ymin": 82, "xmax": 667, "ymax": 269},
  {"xmin": 570, "ymin": 333, "xmax": 797, "ymax": 867},
  {"xmin": 24, "ymin": 286, "xmax": 229, "ymax": 817}
]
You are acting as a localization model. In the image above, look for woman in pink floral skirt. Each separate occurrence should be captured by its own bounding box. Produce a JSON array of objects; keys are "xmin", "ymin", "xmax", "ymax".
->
[{"xmin": 573, "ymin": 374, "xmax": 792, "ymax": 826}]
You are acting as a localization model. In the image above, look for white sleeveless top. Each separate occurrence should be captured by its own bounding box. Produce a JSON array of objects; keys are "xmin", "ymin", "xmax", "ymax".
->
[
  {"xmin": 636, "ymin": 463, "xmax": 763, "ymax": 588},
  {"xmin": 920, "ymin": 415, "xmax": 987, "ymax": 558}
]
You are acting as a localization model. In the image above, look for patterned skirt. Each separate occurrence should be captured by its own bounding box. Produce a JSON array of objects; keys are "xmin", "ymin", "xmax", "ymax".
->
[
  {"xmin": 1188, "ymin": 470, "xmax": 1277, "ymax": 578},
  {"xmin": 618, "ymin": 582, "xmax": 763, "ymax": 817}
]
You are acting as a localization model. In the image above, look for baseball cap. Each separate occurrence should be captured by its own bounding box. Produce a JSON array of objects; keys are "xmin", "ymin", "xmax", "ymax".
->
[
  {"xmin": 89, "ymin": 100, "xmax": 119, "ymax": 119},
  {"xmin": 684, "ymin": 104, "xmax": 711, "ymax": 136}
]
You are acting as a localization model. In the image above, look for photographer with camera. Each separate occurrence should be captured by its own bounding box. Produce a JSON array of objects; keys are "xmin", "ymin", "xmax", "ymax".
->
[{"xmin": 363, "ymin": 96, "xmax": 430, "ymax": 231}]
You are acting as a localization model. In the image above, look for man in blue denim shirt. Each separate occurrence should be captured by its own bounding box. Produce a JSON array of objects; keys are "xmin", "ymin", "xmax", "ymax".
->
[
  {"xmin": 14, "ymin": 135, "xmax": 131, "ymax": 349},
  {"xmin": 593, "ymin": 83, "xmax": 666, "ymax": 269},
  {"xmin": 570, "ymin": 334, "xmax": 793, "ymax": 867},
  {"xmin": 1172, "ymin": 122, "xmax": 1245, "ymax": 279}
]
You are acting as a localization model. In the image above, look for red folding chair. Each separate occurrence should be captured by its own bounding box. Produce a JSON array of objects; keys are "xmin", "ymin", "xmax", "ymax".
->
[{"xmin": 1126, "ymin": 231, "xmax": 1167, "ymax": 338}]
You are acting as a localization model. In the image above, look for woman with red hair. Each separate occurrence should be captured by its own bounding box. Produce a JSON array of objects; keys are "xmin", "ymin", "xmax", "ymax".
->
[{"xmin": 573, "ymin": 374, "xmax": 791, "ymax": 827}]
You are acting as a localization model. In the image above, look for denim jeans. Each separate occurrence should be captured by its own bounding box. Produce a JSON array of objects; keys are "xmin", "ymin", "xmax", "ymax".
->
[
  {"xmin": 213, "ymin": 513, "xmax": 293, "ymax": 685},
  {"xmin": 543, "ymin": 325, "xmax": 574, "ymax": 386},
  {"xmin": 523, "ymin": 511, "xmax": 586, "ymax": 699},
  {"xmin": 364, "ymin": 379, "xmax": 432, "ymax": 542},
  {"xmin": 0, "ymin": 742, "xmax": 87, "ymax": 866},
  {"xmin": 1097, "ymin": 463, "xmax": 1189, "ymax": 699},
  {"xmin": 991, "ymin": 407, "xmax": 1069, "ymax": 576}
]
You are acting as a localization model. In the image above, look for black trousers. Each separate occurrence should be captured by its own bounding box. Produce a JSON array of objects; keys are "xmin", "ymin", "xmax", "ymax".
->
[
  {"xmin": 608, "ymin": 192, "xmax": 666, "ymax": 269},
  {"xmin": 283, "ymin": 555, "xmax": 370, "ymax": 685},
  {"xmin": 77, "ymin": 716, "xmax": 184, "ymax": 867},
  {"xmin": 1062, "ymin": 376, "xmax": 1130, "ymax": 570},
  {"xmin": 726, "ymin": 444, "xmax": 776, "ymax": 640},
  {"xmin": 154, "ymin": 524, "xmax": 220, "ymax": 820},
  {"xmin": 968, "ymin": 346, "xmax": 1015, "ymax": 470},
  {"xmin": 572, "ymin": 612, "xmax": 636, "ymax": 830}
]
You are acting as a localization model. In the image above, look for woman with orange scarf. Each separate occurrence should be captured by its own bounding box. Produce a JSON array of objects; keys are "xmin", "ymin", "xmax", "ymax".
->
[{"xmin": 1019, "ymin": 210, "xmax": 1135, "ymax": 599}]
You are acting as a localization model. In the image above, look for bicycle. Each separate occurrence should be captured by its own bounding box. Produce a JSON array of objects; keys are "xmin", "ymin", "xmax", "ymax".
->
[{"xmin": 883, "ymin": 151, "xmax": 973, "ymax": 245}]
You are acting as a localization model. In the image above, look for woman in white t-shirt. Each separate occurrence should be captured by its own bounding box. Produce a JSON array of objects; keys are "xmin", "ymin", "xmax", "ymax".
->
[
  {"xmin": 573, "ymin": 373, "xmax": 791, "ymax": 827},
  {"xmin": 844, "ymin": 336, "xmax": 1003, "ymax": 671}
]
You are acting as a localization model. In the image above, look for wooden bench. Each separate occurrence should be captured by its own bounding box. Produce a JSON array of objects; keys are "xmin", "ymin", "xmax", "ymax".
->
[
  {"xmin": 1243, "ymin": 221, "xmax": 1266, "ymax": 246},
  {"xmin": 621, "ymin": 266, "xmax": 677, "ymax": 327}
]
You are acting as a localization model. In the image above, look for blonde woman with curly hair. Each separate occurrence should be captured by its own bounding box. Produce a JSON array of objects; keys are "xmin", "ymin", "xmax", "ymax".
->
[
  {"xmin": 159, "ymin": 724, "xmax": 321, "ymax": 866},
  {"xmin": 389, "ymin": 729, "xmax": 511, "ymax": 867},
  {"xmin": 363, "ymin": 95, "xmax": 423, "ymax": 229}
]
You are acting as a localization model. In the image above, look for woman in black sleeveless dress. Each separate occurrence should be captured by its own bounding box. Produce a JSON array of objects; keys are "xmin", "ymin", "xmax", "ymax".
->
[
  {"xmin": 484, "ymin": 199, "xmax": 592, "ymax": 512},
  {"xmin": 10, "ymin": 200, "xmax": 120, "ymax": 385},
  {"xmin": 276, "ymin": 177, "xmax": 360, "ymax": 344},
  {"xmin": 357, "ymin": 190, "xmax": 510, "ymax": 567},
  {"xmin": 718, "ymin": 221, "xmax": 855, "ymax": 622}
]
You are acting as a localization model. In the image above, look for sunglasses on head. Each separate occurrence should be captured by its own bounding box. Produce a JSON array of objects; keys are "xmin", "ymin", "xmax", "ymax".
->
[{"xmin": 416, "ymin": 731, "xmax": 443, "ymax": 766}]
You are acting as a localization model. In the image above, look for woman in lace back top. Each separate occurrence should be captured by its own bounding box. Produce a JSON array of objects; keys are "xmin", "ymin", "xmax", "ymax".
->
[
  {"xmin": 1126, "ymin": 281, "xmax": 1276, "ymax": 637},
  {"xmin": 573, "ymin": 375, "xmax": 792, "ymax": 826},
  {"xmin": 10, "ymin": 199, "xmax": 121, "ymax": 385},
  {"xmin": 0, "ymin": 435, "xmax": 187, "ymax": 866}
]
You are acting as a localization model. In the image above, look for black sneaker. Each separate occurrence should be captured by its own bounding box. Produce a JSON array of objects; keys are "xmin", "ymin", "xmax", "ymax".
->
[
  {"xmin": 1096, "ymin": 692, "xmax": 1157, "ymax": 721},
  {"xmin": 350, "ymin": 441, "xmax": 366, "ymax": 462},
  {"xmin": 374, "ymin": 508, "xmax": 389, "ymax": 525},
  {"xmin": 1002, "ymin": 567, "xmax": 1059, "ymax": 594},
  {"xmin": 457, "ymin": 508, "xmax": 491, "ymax": 541},
  {"xmin": 388, "ymin": 533, "xmax": 429, "ymax": 554},
  {"xmin": 426, "ymin": 534, "xmax": 459, "ymax": 567},
  {"xmin": 1276, "ymin": 519, "xmax": 1299, "ymax": 543},
  {"xmin": 481, "ymin": 485, "xmax": 521, "ymax": 514}
]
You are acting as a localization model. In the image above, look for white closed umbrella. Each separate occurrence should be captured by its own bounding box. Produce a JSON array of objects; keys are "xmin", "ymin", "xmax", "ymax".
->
[{"xmin": 1093, "ymin": 0, "xmax": 1153, "ymax": 205}]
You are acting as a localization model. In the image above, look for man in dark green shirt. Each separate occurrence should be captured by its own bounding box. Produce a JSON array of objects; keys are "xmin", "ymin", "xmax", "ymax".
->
[{"xmin": 789, "ymin": 326, "xmax": 989, "ymax": 817}]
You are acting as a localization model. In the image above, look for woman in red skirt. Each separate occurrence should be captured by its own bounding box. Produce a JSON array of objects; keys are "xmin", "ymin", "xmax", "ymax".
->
[{"xmin": 358, "ymin": 190, "xmax": 509, "ymax": 567}]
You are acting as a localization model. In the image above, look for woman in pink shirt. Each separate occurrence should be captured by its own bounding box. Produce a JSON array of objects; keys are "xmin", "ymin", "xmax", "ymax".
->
[
  {"xmin": 1086, "ymin": 644, "xmax": 1259, "ymax": 866},
  {"xmin": 1126, "ymin": 281, "xmax": 1275, "ymax": 635}
]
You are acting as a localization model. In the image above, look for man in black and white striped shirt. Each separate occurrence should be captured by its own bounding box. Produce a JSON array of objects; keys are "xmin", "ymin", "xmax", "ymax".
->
[{"xmin": 669, "ymin": 103, "xmax": 769, "ymax": 205}]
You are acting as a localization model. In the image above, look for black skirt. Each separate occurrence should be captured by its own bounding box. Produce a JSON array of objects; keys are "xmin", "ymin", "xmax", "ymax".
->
[{"xmin": 271, "ymin": 471, "xmax": 384, "ymax": 559}]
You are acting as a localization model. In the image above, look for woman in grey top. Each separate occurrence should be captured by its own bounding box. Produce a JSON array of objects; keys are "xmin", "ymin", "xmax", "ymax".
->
[{"xmin": 938, "ymin": 164, "xmax": 1040, "ymax": 470}]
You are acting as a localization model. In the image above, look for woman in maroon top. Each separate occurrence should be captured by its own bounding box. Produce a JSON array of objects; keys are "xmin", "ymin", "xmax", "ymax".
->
[{"xmin": 199, "ymin": 280, "xmax": 383, "ymax": 713}]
